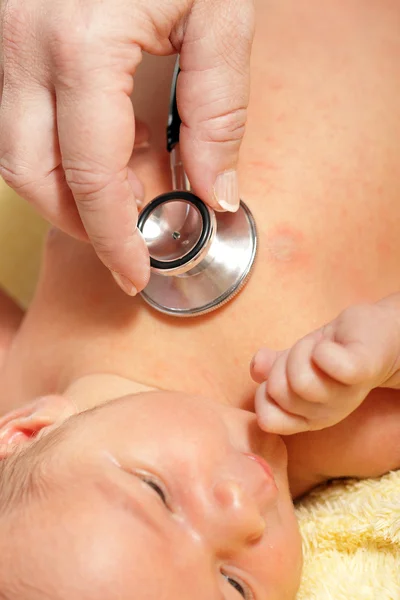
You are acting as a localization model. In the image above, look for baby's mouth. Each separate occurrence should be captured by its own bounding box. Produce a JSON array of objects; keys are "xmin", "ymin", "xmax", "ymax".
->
[{"xmin": 244, "ymin": 453, "xmax": 277, "ymax": 487}]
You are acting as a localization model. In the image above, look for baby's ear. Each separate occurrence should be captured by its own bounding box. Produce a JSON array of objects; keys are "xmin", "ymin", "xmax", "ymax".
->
[{"xmin": 0, "ymin": 395, "xmax": 76, "ymax": 459}]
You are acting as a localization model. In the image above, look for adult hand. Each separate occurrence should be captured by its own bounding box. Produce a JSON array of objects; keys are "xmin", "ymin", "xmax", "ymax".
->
[{"xmin": 0, "ymin": 0, "xmax": 254, "ymax": 294}]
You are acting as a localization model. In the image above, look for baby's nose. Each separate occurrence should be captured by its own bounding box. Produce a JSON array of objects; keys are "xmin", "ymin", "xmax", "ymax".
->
[{"xmin": 211, "ymin": 480, "xmax": 266, "ymax": 548}]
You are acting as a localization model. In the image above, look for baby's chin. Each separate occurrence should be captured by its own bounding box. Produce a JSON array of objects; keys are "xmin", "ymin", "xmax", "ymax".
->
[{"xmin": 63, "ymin": 372, "xmax": 158, "ymax": 412}]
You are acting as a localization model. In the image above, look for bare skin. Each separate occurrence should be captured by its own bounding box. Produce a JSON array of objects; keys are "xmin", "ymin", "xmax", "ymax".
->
[{"xmin": 0, "ymin": 0, "xmax": 400, "ymax": 597}]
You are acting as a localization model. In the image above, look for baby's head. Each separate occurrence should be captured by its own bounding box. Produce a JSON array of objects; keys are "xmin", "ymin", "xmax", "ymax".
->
[{"xmin": 0, "ymin": 392, "xmax": 302, "ymax": 599}]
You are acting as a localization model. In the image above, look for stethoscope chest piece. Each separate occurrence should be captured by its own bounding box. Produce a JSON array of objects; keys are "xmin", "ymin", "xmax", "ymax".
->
[{"xmin": 137, "ymin": 192, "xmax": 257, "ymax": 317}]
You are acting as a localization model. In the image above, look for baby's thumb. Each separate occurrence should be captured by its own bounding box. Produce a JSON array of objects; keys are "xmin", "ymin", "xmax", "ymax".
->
[{"xmin": 255, "ymin": 383, "xmax": 311, "ymax": 435}]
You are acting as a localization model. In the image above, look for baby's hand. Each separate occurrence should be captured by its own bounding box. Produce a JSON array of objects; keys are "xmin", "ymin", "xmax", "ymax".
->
[{"xmin": 251, "ymin": 298, "xmax": 400, "ymax": 435}]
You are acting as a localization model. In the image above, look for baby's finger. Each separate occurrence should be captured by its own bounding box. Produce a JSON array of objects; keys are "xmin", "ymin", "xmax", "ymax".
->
[
  {"xmin": 265, "ymin": 350, "xmax": 331, "ymax": 422},
  {"xmin": 286, "ymin": 335, "xmax": 349, "ymax": 405},
  {"xmin": 312, "ymin": 338, "xmax": 372, "ymax": 385},
  {"xmin": 255, "ymin": 382, "xmax": 310, "ymax": 435},
  {"xmin": 250, "ymin": 348, "xmax": 283, "ymax": 383}
]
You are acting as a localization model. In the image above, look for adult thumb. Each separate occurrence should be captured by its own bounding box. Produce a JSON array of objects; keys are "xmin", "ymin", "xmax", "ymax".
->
[{"xmin": 177, "ymin": 0, "xmax": 255, "ymax": 212}]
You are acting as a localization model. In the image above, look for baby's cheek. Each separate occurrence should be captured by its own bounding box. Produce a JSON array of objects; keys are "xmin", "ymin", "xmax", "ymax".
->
[{"xmin": 247, "ymin": 511, "xmax": 303, "ymax": 599}]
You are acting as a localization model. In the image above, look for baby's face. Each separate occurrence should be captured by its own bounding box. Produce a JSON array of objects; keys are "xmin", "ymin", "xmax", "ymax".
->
[{"xmin": 9, "ymin": 392, "xmax": 302, "ymax": 599}]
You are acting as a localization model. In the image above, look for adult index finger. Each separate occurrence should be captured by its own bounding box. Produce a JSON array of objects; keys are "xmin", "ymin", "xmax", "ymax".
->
[{"xmin": 55, "ymin": 71, "xmax": 149, "ymax": 295}]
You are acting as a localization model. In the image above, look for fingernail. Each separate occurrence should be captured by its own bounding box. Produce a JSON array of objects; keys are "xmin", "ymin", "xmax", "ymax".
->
[
  {"xmin": 213, "ymin": 170, "xmax": 240, "ymax": 212},
  {"xmin": 250, "ymin": 354, "xmax": 257, "ymax": 372},
  {"xmin": 111, "ymin": 271, "xmax": 138, "ymax": 296},
  {"xmin": 135, "ymin": 197, "xmax": 144, "ymax": 210}
]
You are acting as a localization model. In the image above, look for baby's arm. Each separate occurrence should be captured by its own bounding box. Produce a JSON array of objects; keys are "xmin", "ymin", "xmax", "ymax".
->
[
  {"xmin": 251, "ymin": 293, "xmax": 400, "ymax": 435},
  {"xmin": 0, "ymin": 288, "xmax": 23, "ymax": 366}
]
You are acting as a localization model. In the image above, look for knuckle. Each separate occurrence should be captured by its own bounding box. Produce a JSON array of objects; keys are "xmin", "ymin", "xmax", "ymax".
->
[
  {"xmin": 49, "ymin": 45, "xmax": 85, "ymax": 84},
  {"xmin": 340, "ymin": 303, "xmax": 375, "ymax": 324},
  {"xmin": 64, "ymin": 163, "xmax": 113, "ymax": 199},
  {"xmin": 198, "ymin": 107, "xmax": 247, "ymax": 144},
  {"xmin": 0, "ymin": 156, "xmax": 37, "ymax": 193},
  {"xmin": 289, "ymin": 369, "xmax": 315, "ymax": 401},
  {"xmin": 88, "ymin": 231, "xmax": 133, "ymax": 267},
  {"xmin": 0, "ymin": 159, "xmax": 21, "ymax": 188},
  {"xmin": 48, "ymin": 22, "xmax": 102, "ymax": 83},
  {"xmin": 88, "ymin": 234, "xmax": 120, "ymax": 260},
  {"xmin": 350, "ymin": 351, "xmax": 375, "ymax": 383}
]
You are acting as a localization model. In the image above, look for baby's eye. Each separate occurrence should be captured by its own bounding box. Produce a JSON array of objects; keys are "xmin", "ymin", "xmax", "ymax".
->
[
  {"xmin": 140, "ymin": 475, "xmax": 168, "ymax": 505},
  {"xmin": 144, "ymin": 478, "xmax": 166, "ymax": 504},
  {"xmin": 223, "ymin": 574, "xmax": 253, "ymax": 599}
]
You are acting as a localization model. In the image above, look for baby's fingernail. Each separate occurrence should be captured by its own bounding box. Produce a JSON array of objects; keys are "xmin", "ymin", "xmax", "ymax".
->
[
  {"xmin": 250, "ymin": 350, "xmax": 265, "ymax": 383},
  {"xmin": 213, "ymin": 170, "xmax": 240, "ymax": 212},
  {"xmin": 111, "ymin": 271, "xmax": 138, "ymax": 296},
  {"xmin": 250, "ymin": 353, "xmax": 258, "ymax": 372}
]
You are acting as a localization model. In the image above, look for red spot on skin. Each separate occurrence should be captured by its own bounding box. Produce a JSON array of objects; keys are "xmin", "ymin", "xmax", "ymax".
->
[
  {"xmin": 264, "ymin": 224, "xmax": 306, "ymax": 264},
  {"xmin": 267, "ymin": 77, "xmax": 285, "ymax": 92},
  {"xmin": 276, "ymin": 112, "xmax": 287, "ymax": 123},
  {"xmin": 377, "ymin": 238, "xmax": 394, "ymax": 260},
  {"xmin": 240, "ymin": 156, "xmax": 282, "ymax": 194},
  {"xmin": 247, "ymin": 160, "xmax": 279, "ymax": 172}
]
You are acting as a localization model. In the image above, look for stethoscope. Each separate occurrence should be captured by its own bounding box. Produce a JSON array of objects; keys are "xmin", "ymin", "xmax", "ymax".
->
[{"xmin": 137, "ymin": 59, "xmax": 257, "ymax": 317}]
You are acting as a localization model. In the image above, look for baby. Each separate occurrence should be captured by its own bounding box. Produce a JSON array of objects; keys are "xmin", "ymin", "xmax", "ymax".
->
[
  {"xmin": 0, "ymin": 291, "xmax": 399, "ymax": 600},
  {"xmin": 1, "ymin": 0, "xmax": 400, "ymax": 597}
]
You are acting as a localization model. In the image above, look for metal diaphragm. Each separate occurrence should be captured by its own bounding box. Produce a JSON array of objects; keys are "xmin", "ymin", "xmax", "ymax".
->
[{"xmin": 137, "ymin": 193, "xmax": 257, "ymax": 317}]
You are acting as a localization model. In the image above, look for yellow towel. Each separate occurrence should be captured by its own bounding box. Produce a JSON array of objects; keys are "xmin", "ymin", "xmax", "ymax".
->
[
  {"xmin": 295, "ymin": 471, "xmax": 400, "ymax": 599},
  {"xmin": 1, "ymin": 179, "xmax": 399, "ymax": 599}
]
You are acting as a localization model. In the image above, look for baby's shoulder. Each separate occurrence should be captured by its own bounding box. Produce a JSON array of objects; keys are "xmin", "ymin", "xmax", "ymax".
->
[{"xmin": 285, "ymin": 388, "xmax": 400, "ymax": 492}]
